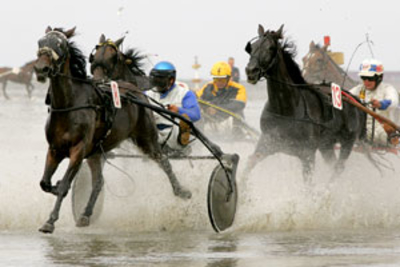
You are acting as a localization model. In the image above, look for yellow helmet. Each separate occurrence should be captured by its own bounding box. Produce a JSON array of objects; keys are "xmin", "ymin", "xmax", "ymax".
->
[{"xmin": 210, "ymin": 61, "xmax": 231, "ymax": 78}]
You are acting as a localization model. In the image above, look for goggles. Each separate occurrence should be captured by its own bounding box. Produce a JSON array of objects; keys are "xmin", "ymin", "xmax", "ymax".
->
[
  {"xmin": 213, "ymin": 77, "xmax": 229, "ymax": 83},
  {"xmin": 360, "ymin": 76, "xmax": 376, "ymax": 82},
  {"xmin": 150, "ymin": 75, "xmax": 170, "ymax": 91}
]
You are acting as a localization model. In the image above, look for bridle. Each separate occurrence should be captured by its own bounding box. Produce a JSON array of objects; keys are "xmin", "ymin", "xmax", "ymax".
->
[
  {"xmin": 37, "ymin": 31, "xmax": 69, "ymax": 77},
  {"xmin": 245, "ymin": 32, "xmax": 279, "ymax": 80},
  {"xmin": 90, "ymin": 40, "xmax": 121, "ymax": 81}
]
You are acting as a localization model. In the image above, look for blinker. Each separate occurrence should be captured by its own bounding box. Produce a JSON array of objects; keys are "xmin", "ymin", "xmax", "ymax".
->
[{"xmin": 245, "ymin": 42, "xmax": 252, "ymax": 54}]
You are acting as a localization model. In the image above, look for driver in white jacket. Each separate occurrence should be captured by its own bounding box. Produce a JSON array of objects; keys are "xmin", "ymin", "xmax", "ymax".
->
[
  {"xmin": 350, "ymin": 59, "xmax": 399, "ymax": 146},
  {"xmin": 146, "ymin": 61, "xmax": 201, "ymax": 155}
]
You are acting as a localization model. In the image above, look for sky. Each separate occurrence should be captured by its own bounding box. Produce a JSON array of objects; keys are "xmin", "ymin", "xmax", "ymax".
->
[{"xmin": 2, "ymin": 0, "xmax": 400, "ymax": 80}]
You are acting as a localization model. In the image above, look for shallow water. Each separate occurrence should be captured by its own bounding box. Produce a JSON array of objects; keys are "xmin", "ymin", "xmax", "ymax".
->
[{"xmin": 1, "ymin": 83, "xmax": 400, "ymax": 266}]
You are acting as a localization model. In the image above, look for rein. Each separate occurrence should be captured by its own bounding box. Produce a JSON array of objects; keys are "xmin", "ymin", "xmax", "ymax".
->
[
  {"xmin": 46, "ymin": 72, "xmax": 103, "ymax": 113},
  {"xmin": 49, "ymin": 105, "xmax": 101, "ymax": 113}
]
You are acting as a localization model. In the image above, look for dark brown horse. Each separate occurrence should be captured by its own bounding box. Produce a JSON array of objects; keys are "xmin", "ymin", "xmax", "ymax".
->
[
  {"xmin": 302, "ymin": 41, "xmax": 357, "ymax": 89},
  {"xmin": 89, "ymin": 34, "xmax": 151, "ymax": 90},
  {"xmin": 34, "ymin": 26, "xmax": 191, "ymax": 234},
  {"xmin": 245, "ymin": 25, "xmax": 366, "ymax": 183},
  {"xmin": 0, "ymin": 60, "xmax": 36, "ymax": 99}
]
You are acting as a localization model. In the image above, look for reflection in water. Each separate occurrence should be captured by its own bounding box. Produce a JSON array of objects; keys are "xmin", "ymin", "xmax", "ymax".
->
[
  {"xmin": 41, "ymin": 232, "xmax": 243, "ymax": 267},
  {"xmin": 43, "ymin": 234, "xmax": 116, "ymax": 267},
  {"xmin": 3, "ymin": 229, "xmax": 400, "ymax": 267},
  {"xmin": 43, "ymin": 233, "xmax": 169, "ymax": 266},
  {"xmin": 206, "ymin": 235, "xmax": 238, "ymax": 267}
]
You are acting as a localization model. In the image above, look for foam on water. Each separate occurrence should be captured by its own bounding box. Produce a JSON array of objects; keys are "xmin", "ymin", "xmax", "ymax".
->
[
  {"xmin": 234, "ymin": 151, "xmax": 400, "ymax": 232},
  {"xmin": 1, "ymin": 84, "xmax": 400, "ymax": 234}
]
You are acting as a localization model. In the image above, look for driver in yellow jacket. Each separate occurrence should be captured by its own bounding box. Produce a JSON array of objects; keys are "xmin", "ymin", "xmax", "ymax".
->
[{"xmin": 196, "ymin": 61, "xmax": 247, "ymax": 119}]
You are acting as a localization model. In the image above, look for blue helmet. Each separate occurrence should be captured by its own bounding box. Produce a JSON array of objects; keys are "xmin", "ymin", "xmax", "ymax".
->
[{"xmin": 150, "ymin": 61, "xmax": 176, "ymax": 79}]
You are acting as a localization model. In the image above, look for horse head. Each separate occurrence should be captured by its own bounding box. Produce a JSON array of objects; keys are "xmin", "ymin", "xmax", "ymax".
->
[
  {"xmin": 302, "ymin": 41, "xmax": 329, "ymax": 81},
  {"xmin": 301, "ymin": 41, "xmax": 357, "ymax": 88},
  {"xmin": 34, "ymin": 26, "xmax": 76, "ymax": 82},
  {"xmin": 89, "ymin": 34, "xmax": 125, "ymax": 81},
  {"xmin": 245, "ymin": 24, "xmax": 284, "ymax": 84}
]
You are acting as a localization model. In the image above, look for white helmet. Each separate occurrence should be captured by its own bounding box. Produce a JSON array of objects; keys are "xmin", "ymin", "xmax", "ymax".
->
[{"xmin": 358, "ymin": 59, "xmax": 384, "ymax": 77}]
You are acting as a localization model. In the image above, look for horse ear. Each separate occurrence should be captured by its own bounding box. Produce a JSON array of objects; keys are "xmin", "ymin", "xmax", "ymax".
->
[
  {"xmin": 45, "ymin": 26, "xmax": 52, "ymax": 33},
  {"xmin": 99, "ymin": 34, "xmax": 106, "ymax": 43},
  {"xmin": 309, "ymin": 41, "xmax": 316, "ymax": 51},
  {"xmin": 258, "ymin": 24, "xmax": 265, "ymax": 37},
  {"xmin": 114, "ymin": 36, "xmax": 125, "ymax": 48},
  {"xmin": 276, "ymin": 24, "xmax": 284, "ymax": 39},
  {"xmin": 64, "ymin": 26, "xmax": 76, "ymax": 39}
]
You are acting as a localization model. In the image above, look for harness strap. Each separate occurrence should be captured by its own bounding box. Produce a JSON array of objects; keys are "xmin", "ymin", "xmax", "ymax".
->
[
  {"xmin": 98, "ymin": 40, "xmax": 119, "ymax": 51},
  {"xmin": 49, "ymin": 105, "xmax": 101, "ymax": 113}
]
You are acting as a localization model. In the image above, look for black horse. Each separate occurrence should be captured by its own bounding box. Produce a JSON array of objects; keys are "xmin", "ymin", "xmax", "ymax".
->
[
  {"xmin": 89, "ymin": 34, "xmax": 151, "ymax": 90},
  {"xmin": 33, "ymin": 26, "xmax": 191, "ymax": 234},
  {"xmin": 245, "ymin": 25, "xmax": 366, "ymax": 183}
]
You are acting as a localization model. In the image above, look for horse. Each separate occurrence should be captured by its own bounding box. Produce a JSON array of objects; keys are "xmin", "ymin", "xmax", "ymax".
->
[
  {"xmin": 33, "ymin": 26, "xmax": 191, "ymax": 234},
  {"xmin": 302, "ymin": 41, "xmax": 358, "ymax": 89},
  {"xmin": 89, "ymin": 34, "xmax": 151, "ymax": 90},
  {"xmin": 244, "ymin": 24, "xmax": 367, "ymax": 183},
  {"xmin": 0, "ymin": 60, "xmax": 36, "ymax": 99}
]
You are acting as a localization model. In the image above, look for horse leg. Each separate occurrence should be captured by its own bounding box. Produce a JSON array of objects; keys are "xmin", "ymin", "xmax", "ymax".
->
[
  {"xmin": 40, "ymin": 148, "xmax": 64, "ymax": 195},
  {"xmin": 301, "ymin": 152, "xmax": 316, "ymax": 185},
  {"xmin": 76, "ymin": 154, "xmax": 104, "ymax": 227},
  {"xmin": 244, "ymin": 133, "xmax": 271, "ymax": 173},
  {"xmin": 333, "ymin": 136, "xmax": 356, "ymax": 177},
  {"xmin": 160, "ymin": 153, "xmax": 192, "ymax": 199},
  {"xmin": 39, "ymin": 143, "xmax": 86, "ymax": 234},
  {"xmin": 2, "ymin": 81, "xmax": 10, "ymax": 100},
  {"xmin": 319, "ymin": 136, "xmax": 337, "ymax": 167},
  {"xmin": 135, "ymin": 136, "xmax": 192, "ymax": 199},
  {"xmin": 26, "ymin": 83, "xmax": 32, "ymax": 99}
]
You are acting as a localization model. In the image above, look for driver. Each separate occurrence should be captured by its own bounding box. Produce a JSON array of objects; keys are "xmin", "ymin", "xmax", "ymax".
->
[
  {"xmin": 350, "ymin": 59, "xmax": 399, "ymax": 146},
  {"xmin": 196, "ymin": 61, "xmax": 247, "ymax": 136},
  {"xmin": 146, "ymin": 61, "xmax": 201, "ymax": 154},
  {"xmin": 197, "ymin": 61, "xmax": 247, "ymax": 117}
]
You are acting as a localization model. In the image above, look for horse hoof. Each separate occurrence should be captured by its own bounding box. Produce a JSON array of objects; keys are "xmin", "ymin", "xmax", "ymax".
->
[
  {"xmin": 39, "ymin": 223, "xmax": 55, "ymax": 234},
  {"xmin": 175, "ymin": 188, "xmax": 192, "ymax": 200},
  {"xmin": 40, "ymin": 180, "xmax": 52, "ymax": 193},
  {"xmin": 76, "ymin": 215, "xmax": 90, "ymax": 227}
]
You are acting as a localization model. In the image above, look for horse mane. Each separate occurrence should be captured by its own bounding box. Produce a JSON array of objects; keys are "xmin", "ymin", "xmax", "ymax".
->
[
  {"xmin": 123, "ymin": 48, "xmax": 146, "ymax": 76},
  {"xmin": 67, "ymin": 42, "xmax": 87, "ymax": 79},
  {"xmin": 53, "ymin": 27, "xmax": 87, "ymax": 79},
  {"xmin": 280, "ymin": 39, "xmax": 308, "ymax": 85}
]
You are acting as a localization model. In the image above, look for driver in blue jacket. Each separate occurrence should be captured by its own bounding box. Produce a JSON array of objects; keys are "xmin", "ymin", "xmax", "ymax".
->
[{"xmin": 146, "ymin": 61, "xmax": 201, "ymax": 154}]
